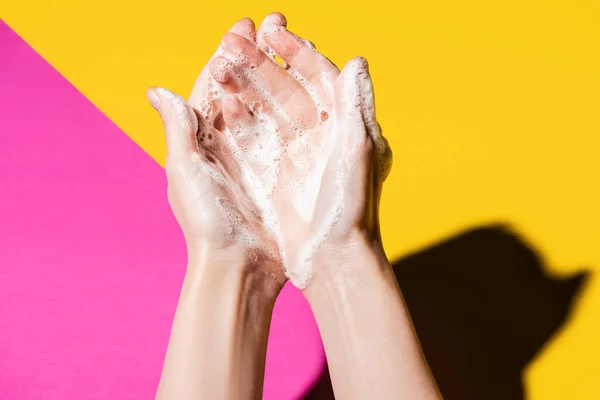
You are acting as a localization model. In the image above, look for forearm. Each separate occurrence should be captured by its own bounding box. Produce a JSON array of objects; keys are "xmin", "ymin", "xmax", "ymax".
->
[
  {"xmin": 156, "ymin": 247, "xmax": 277, "ymax": 400},
  {"xmin": 304, "ymin": 234, "xmax": 441, "ymax": 400}
]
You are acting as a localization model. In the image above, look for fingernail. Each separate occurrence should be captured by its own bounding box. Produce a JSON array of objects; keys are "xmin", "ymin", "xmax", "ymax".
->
[{"xmin": 147, "ymin": 89, "xmax": 161, "ymax": 110}]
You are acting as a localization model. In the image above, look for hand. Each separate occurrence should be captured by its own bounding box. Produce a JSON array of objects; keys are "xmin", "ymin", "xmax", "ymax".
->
[
  {"xmin": 146, "ymin": 19, "xmax": 288, "ymax": 290},
  {"xmin": 150, "ymin": 14, "xmax": 438, "ymax": 400},
  {"xmin": 299, "ymin": 57, "xmax": 393, "ymax": 287},
  {"xmin": 207, "ymin": 14, "xmax": 392, "ymax": 288},
  {"xmin": 148, "ymin": 18, "xmax": 289, "ymax": 400}
]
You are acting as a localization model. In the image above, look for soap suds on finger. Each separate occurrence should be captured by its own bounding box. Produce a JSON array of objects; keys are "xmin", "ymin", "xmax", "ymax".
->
[
  {"xmin": 185, "ymin": 27, "xmax": 384, "ymax": 289},
  {"xmin": 156, "ymin": 88, "xmax": 196, "ymax": 131}
]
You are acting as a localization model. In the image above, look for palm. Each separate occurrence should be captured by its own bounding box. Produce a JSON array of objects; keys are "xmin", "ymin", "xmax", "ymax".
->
[
  {"xmin": 162, "ymin": 81, "xmax": 282, "ymax": 278},
  {"xmin": 203, "ymin": 19, "xmax": 343, "ymax": 276},
  {"xmin": 186, "ymin": 15, "xmax": 389, "ymax": 287}
]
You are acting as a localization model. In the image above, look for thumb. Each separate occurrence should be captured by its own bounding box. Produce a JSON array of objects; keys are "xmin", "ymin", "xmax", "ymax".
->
[
  {"xmin": 332, "ymin": 57, "xmax": 369, "ymax": 154},
  {"xmin": 335, "ymin": 57, "xmax": 392, "ymax": 181},
  {"xmin": 147, "ymin": 87, "xmax": 199, "ymax": 160},
  {"xmin": 353, "ymin": 63, "xmax": 392, "ymax": 182}
]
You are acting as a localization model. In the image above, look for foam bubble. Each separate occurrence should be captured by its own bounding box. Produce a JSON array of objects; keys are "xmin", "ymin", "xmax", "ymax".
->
[
  {"xmin": 287, "ymin": 67, "xmax": 324, "ymax": 112},
  {"xmin": 207, "ymin": 167, "xmax": 226, "ymax": 186},
  {"xmin": 261, "ymin": 23, "xmax": 285, "ymax": 37},
  {"xmin": 286, "ymin": 60, "xmax": 386, "ymax": 289},
  {"xmin": 220, "ymin": 122, "xmax": 288, "ymax": 264},
  {"xmin": 353, "ymin": 60, "xmax": 391, "ymax": 180},
  {"xmin": 156, "ymin": 88, "xmax": 194, "ymax": 131},
  {"xmin": 198, "ymin": 49, "xmax": 385, "ymax": 289}
]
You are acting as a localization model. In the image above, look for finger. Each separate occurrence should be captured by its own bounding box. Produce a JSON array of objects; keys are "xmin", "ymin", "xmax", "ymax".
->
[
  {"xmin": 299, "ymin": 61, "xmax": 372, "ymax": 273},
  {"xmin": 263, "ymin": 12, "xmax": 287, "ymax": 27},
  {"xmin": 220, "ymin": 32, "xmax": 317, "ymax": 129},
  {"xmin": 208, "ymin": 56, "xmax": 240, "ymax": 93},
  {"xmin": 209, "ymin": 51, "xmax": 290, "ymax": 148},
  {"xmin": 189, "ymin": 18, "xmax": 256, "ymax": 108},
  {"xmin": 352, "ymin": 57, "xmax": 392, "ymax": 180},
  {"xmin": 209, "ymin": 53, "xmax": 280, "ymax": 125},
  {"xmin": 323, "ymin": 58, "xmax": 378, "ymax": 234},
  {"xmin": 261, "ymin": 24, "xmax": 339, "ymax": 105},
  {"xmin": 257, "ymin": 12, "xmax": 287, "ymax": 52},
  {"xmin": 229, "ymin": 17, "xmax": 256, "ymax": 42},
  {"xmin": 221, "ymin": 94, "xmax": 284, "ymax": 190},
  {"xmin": 147, "ymin": 87, "xmax": 199, "ymax": 161},
  {"xmin": 332, "ymin": 58, "xmax": 369, "ymax": 154},
  {"xmin": 221, "ymin": 94, "xmax": 257, "ymax": 150}
]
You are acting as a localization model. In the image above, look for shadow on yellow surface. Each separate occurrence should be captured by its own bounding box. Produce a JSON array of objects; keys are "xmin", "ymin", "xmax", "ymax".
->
[{"xmin": 303, "ymin": 225, "xmax": 588, "ymax": 400}]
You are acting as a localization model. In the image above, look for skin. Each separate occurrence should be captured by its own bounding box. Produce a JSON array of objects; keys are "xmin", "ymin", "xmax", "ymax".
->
[
  {"xmin": 148, "ymin": 12, "xmax": 441, "ymax": 400},
  {"xmin": 147, "ymin": 18, "xmax": 286, "ymax": 399}
]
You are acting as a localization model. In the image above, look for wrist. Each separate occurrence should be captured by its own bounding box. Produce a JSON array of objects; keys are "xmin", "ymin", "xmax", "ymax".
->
[
  {"xmin": 185, "ymin": 242, "xmax": 284, "ymax": 306},
  {"xmin": 298, "ymin": 233, "xmax": 441, "ymax": 400},
  {"xmin": 157, "ymin": 244, "xmax": 279, "ymax": 400},
  {"xmin": 302, "ymin": 229, "xmax": 395, "ymax": 306}
]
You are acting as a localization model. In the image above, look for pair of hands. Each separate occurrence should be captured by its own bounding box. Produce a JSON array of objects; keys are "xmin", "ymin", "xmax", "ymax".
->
[
  {"xmin": 150, "ymin": 14, "xmax": 443, "ymax": 400},
  {"xmin": 147, "ymin": 12, "xmax": 392, "ymax": 293}
]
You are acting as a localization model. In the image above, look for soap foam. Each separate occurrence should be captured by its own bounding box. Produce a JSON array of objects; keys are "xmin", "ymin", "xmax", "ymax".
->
[
  {"xmin": 197, "ymin": 41, "xmax": 386, "ymax": 289},
  {"xmin": 156, "ymin": 88, "xmax": 194, "ymax": 131},
  {"xmin": 260, "ymin": 23, "xmax": 285, "ymax": 37},
  {"xmin": 161, "ymin": 85, "xmax": 276, "ymax": 253},
  {"xmin": 354, "ymin": 64, "xmax": 391, "ymax": 180},
  {"xmin": 216, "ymin": 42, "xmax": 341, "ymax": 288},
  {"xmin": 215, "ymin": 192, "xmax": 261, "ymax": 249},
  {"xmin": 291, "ymin": 59, "xmax": 379, "ymax": 289},
  {"xmin": 221, "ymin": 118, "xmax": 288, "ymax": 269}
]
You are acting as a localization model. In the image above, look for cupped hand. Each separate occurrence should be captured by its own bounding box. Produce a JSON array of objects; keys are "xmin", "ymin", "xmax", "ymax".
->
[
  {"xmin": 147, "ymin": 85, "xmax": 285, "ymax": 288},
  {"xmin": 208, "ymin": 13, "xmax": 392, "ymax": 288}
]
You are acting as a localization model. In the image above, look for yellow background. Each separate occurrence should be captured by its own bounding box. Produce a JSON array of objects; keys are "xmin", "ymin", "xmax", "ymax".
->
[{"xmin": 2, "ymin": 0, "xmax": 599, "ymax": 397}]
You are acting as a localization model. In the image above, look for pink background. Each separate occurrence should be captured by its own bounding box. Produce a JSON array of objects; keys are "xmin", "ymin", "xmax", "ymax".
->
[{"xmin": 0, "ymin": 21, "xmax": 324, "ymax": 399}]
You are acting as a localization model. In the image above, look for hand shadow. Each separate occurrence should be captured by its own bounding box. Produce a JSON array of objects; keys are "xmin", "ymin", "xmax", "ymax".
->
[{"xmin": 301, "ymin": 224, "xmax": 589, "ymax": 400}]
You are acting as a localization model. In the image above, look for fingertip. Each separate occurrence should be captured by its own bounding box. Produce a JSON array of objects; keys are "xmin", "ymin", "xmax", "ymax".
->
[
  {"xmin": 336, "ymin": 57, "xmax": 371, "ymax": 99},
  {"xmin": 221, "ymin": 32, "xmax": 262, "ymax": 64},
  {"xmin": 221, "ymin": 32, "xmax": 240, "ymax": 51},
  {"xmin": 229, "ymin": 17, "xmax": 257, "ymax": 42},
  {"xmin": 342, "ymin": 56, "xmax": 369, "ymax": 76},
  {"xmin": 262, "ymin": 12, "xmax": 287, "ymax": 27},
  {"xmin": 155, "ymin": 87, "xmax": 187, "ymax": 111},
  {"xmin": 154, "ymin": 87, "xmax": 197, "ymax": 133},
  {"xmin": 261, "ymin": 23, "xmax": 299, "ymax": 60},
  {"xmin": 209, "ymin": 56, "xmax": 234, "ymax": 83},
  {"xmin": 256, "ymin": 13, "xmax": 286, "ymax": 52},
  {"xmin": 261, "ymin": 22, "xmax": 285, "ymax": 38},
  {"xmin": 354, "ymin": 56, "xmax": 369, "ymax": 69},
  {"xmin": 146, "ymin": 87, "xmax": 161, "ymax": 111},
  {"xmin": 152, "ymin": 88, "xmax": 199, "ymax": 159}
]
